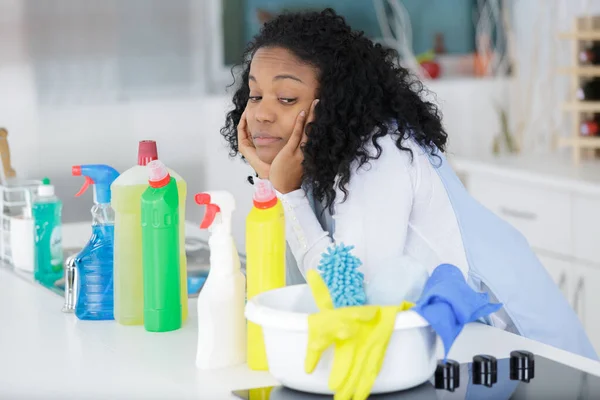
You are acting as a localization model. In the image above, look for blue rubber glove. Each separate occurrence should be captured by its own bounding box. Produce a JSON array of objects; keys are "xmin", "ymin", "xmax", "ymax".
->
[{"xmin": 413, "ymin": 264, "xmax": 502, "ymax": 359}]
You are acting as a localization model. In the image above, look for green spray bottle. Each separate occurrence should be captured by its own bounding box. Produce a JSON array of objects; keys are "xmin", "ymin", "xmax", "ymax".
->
[{"xmin": 141, "ymin": 159, "xmax": 181, "ymax": 332}]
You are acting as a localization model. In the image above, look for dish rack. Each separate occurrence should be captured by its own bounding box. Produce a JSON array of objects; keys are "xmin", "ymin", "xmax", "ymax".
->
[
  {"xmin": 0, "ymin": 179, "xmax": 42, "ymax": 266},
  {"xmin": 558, "ymin": 15, "xmax": 600, "ymax": 163}
]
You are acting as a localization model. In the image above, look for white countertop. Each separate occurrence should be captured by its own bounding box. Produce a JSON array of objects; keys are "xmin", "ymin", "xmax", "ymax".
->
[
  {"xmin": 448, "ymin": 151, "xmax": 600, "ymax": 196},
  {"xmin": 3, "ymin": 266, "xmax": 600, "ymax": 399},
  {"xmin": 3, "ymin": 222, "xmax": 600, "ymax": 398}
]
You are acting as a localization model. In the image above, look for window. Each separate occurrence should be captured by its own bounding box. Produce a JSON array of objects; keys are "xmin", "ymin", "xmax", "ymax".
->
[{"xmin": 24, "ymin": 0, "xmax": 207, "ymax": 104}]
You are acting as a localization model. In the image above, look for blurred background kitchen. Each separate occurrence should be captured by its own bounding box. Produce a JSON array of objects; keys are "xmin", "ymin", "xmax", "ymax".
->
[{"xmin": 2, "ymin": 0, "xmax": 600, "ymax": 349}]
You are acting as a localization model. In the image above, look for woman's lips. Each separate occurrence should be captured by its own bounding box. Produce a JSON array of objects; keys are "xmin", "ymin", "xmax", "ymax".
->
[{"xmin": 252, "ymin": 135, "xmax": 282, "ymax": 146}]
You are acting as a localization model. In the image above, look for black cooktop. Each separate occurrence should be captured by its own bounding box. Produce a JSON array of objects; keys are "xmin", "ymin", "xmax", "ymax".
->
[{"xmin": 233, "ymin": 351, "xmax": 600, "ymax": 399}]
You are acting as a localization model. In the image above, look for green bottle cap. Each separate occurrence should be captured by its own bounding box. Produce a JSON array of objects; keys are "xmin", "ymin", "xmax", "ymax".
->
[{"xmin": 42, "ymin": 177, "xmax": 50, "ymax": 185}]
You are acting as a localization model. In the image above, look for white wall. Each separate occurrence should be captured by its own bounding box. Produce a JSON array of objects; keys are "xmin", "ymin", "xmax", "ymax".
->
[
  {"xmin": 0, "ymin": 0, "xmax": 509, "ymax": 252},
  {"xmin": 2, "ymin": 79, "xmax": 505, "ymax": 251},
  {"xmin": 4, "ymin": 0, "xmax": 594, "ymax": 251},
  {"xmin": 424, "ymin": 77, "xmax": 508, "ymax": 157}
]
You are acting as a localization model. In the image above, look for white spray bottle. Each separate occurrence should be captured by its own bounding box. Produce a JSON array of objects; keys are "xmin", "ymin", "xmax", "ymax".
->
[{"xmin": 194, "ymin": 190, "xmax": 246, "ymax": 369}]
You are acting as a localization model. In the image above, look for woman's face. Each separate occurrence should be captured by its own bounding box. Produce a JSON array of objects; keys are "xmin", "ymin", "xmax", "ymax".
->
[{"xmin": 245, "ymin": 46, "xmax": 319, "ymax": 164}]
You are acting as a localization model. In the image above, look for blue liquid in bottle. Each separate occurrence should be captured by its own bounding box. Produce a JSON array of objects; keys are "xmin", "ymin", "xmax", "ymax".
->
[
  {"xmin": 74, "ymin": 205, "xmax": 115, "ymax": 320},
  {"xmin": 33, "ymin": 185, "xmax": 63, "ymax": 287},
  {"xmin": 71, "ymin": 164, "xmax": 119, "ymax": 321}
]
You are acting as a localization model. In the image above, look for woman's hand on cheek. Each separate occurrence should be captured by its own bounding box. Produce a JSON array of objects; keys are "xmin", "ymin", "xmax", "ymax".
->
[
  {"xmin": 237, "ymin": 109, "xmax": 271, "ymax": 179},
  {"xmin": 270, "ymin": 99, "xmax": 318, "ymax": 194}
]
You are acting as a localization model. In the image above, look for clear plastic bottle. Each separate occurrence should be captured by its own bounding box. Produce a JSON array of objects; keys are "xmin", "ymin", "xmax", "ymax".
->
[
  {"xmin": 71, "ymin": 164, "xmax": 120, "ymax": 320},
  {"xmin": 111, "ymin": 141, "xmax": 188, "ymax": 325},
  {"xmin": 33, "ymin": 184, "xmax": 63, "ymax": 286}
]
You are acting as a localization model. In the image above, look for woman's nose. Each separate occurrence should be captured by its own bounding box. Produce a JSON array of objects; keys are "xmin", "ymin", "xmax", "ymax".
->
[{"xmin": 254, "ymin": 101, "xmax": 276, "ymax": 123}]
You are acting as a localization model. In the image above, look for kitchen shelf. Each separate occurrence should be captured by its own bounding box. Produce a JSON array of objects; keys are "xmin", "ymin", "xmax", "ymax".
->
[
  {"xmin": 558, "ymin": 15, "xmax": 600, "ymax": 164},
  {"xmin": 562, "ymin": 101, "xmax": 600, "ymax": 112},
  {"xmin": 557, "ymin": 66, "xmax": 600, "ymax": 77},
  {"xmin": 559, "ymin": 31, "xmax": 600, "ymax": 41},
  {"xmin": 558, "ymin": 136, "xmax": 600, "ymax": 149}
]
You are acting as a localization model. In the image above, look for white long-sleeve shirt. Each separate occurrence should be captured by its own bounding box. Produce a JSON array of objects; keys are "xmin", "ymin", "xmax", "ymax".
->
[
  {"xmin": 276, "ymin": 133, "xmax": 515, "ymax": 332},
  {"xmin": 278, "ymin": 134, "xmax": 470, "ymax": 284}
]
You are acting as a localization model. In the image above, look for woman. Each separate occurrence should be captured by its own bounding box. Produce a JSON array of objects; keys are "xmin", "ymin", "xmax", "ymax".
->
[{"xmin": 221, "ymin": 8, "xmax": 597, "ymax": 360}]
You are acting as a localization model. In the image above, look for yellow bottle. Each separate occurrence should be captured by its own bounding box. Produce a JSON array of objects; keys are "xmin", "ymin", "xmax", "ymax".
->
[
  {"xmin": 111, "ymin": 140, "xmax": 188, "ymax": 325},
  {"xmin": 246, "ymin": 178, "xmax": 286, "ymax": 371},
  {"xmin": 249, "ymin": 387, "xmax": 273, "ymax": 400}
]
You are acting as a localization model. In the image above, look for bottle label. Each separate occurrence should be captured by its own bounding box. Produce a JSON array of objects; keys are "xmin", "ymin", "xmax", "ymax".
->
[{"xmin": 50, "ymin": 226, "xmax": 63, "ymax": 271}]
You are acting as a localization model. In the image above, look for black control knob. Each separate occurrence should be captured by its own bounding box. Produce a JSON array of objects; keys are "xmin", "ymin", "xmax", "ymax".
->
[
  {"xmin": 510, "ymin": 350, "xmax": 535, "ymax": 382},
  {"xmin": 435, "ymin": 359, "xmax": 460, "ymax": 392},
  {"xmin": 472, "ymin": 355, "xmax": 497, "ymax": 387}
]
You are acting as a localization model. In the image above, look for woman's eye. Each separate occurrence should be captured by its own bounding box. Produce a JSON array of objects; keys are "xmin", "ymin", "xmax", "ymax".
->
[
  {"xmin": 248, "ymin": 96, "xmax": 262, "ymax": 103},
  {"xmin": 279, "ymin": 98, "xmax": 297, "ymax": 104}
]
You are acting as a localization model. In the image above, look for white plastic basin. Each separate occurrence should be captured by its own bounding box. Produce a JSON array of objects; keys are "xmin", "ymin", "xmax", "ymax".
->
[{"xmin": 245, "ymin": 284, "xmax": 438, "ymax": 395}]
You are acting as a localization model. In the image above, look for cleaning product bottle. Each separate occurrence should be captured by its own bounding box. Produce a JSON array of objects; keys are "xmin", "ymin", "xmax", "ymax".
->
[
  {"xmin": 194, "ymin": 191, "xmax": 246, "ymax": 369},
  {"xmin": 246, "ymin": 178, "xmax": 286, "ymax": 371},
  {"xmin": 71, "ymin": 164, "xmax": 120, "ymax": 320},
  {"xmin": 111, "ymin": 140, "xmax": 188, "ymax": 325},
  {"xmin": 33, "ymin": 182, "xmax": 63, "ymax": 286},
  {"xmin": 141, "ymin": 159, "xmax": 181, "ymax": 332}
]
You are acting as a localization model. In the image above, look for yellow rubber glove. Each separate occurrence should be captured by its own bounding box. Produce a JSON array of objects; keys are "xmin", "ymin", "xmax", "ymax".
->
[{"xmin": 304, "ymin": 269, "xmax": 414, "ymax": 400}]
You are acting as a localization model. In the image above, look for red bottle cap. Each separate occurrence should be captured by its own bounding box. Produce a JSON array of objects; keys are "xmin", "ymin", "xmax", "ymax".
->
[
  {"xmin": 138, "ymin": 140, "xmax": 158, "ymax": 166},
  {"xmin": 253, "ymin": 179, "xmax": 278, "ymax": 209},
  {"xmin": 147, "ymin": 160, "xmax": 171, "ymax": 188}
]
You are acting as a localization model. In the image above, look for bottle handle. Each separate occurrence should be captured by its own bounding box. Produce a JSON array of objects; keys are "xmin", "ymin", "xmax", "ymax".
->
[{"xmin": 62, "ymin": 256, "xmax": 78, "ymax": 313}]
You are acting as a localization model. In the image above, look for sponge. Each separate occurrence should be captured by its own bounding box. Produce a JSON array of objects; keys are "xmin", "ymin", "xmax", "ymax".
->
[
  {"xmin": 317, "ymin": 243, "xmax": 367, "ymax": 308},
  {"xmin": 365, "ymin": 255, "xmax": 429, "ymax": 306}
]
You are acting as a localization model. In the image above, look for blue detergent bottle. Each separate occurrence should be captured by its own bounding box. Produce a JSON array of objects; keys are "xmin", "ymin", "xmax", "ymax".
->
[{"xmin": 71, "ymin": 164, "xmax": 120, "ymax": 320}]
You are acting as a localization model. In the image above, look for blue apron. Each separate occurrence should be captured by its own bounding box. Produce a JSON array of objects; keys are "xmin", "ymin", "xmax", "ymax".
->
[
  {"xmin": 430, "ymin": 148, "xmax": 597, "ymax": 361},
  {"xmin": 285, "ymin": 138, "xmax": 598, "ymax": 361}
]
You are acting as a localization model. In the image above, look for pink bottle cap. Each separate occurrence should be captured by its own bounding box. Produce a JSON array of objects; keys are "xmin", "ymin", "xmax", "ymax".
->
[
  {"xmin": 138, "ymin": 140, "xmax": 158, "ymax": 166},
  {"xmin": 147, "ymin": 160, "xmax": 170, "ymax": 188},
  {"xmin": 253, "ymin": 179, "xmax": 278, "ymax": 209}
]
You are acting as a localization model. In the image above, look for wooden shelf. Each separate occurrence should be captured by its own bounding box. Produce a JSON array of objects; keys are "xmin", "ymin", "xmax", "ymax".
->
[
  {"xmin": 563, "ymin": 102, "xmax": 600, "ymax": 112},
  {"xmin": 558, "ymin": 15, "xmax": 600, "ymax": 164},
  {"xmin": 559, "ymin": 31, "xmax": 600, "ymax": 40},
  {"xmin": 557, "ymin": 66, "xmax": 600, "ymax": 77},
  {"xmin": 558, "ymin": 136, "xmax": 600, "ymax": 149}
]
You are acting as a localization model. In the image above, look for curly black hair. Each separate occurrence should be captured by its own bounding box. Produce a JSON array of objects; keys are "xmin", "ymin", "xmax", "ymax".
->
[{"xmin": 221, "ymin": 8, "xmax": 447, "ymax": 212}]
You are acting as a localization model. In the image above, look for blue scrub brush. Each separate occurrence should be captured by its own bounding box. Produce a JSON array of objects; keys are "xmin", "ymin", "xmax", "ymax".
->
[{"xmin": 317, "ymin": 243, "xmax": 367, "ymax": 308}]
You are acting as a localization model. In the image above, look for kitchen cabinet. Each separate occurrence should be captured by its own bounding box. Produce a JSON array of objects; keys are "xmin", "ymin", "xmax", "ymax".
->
[
  {"xmin": 572, "ymin": 262, "xmax": 600, "ymax": 355},
  {"xmin": 453, "ymin": 154, "xmax": 600, "ymax": 356},
  {"xmin": 467, "ymin": 175, "xmax": 573, "ymax": 256},
  {"xmin": 536, "ymin": 254, "xmax": 600, "ymax": 354},
  {"xmin": 573, "ymin": 195, "xmax": 600, "ymax": 265},
  {"xmin": 537, "ymin": 254, "xmax": 571, "ymax": 303}
]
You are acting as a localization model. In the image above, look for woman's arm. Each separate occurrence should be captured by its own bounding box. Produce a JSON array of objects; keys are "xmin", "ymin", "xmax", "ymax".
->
[{"xmin": 278, "ymin": 136, "xmax": 417, "ymax": 280}]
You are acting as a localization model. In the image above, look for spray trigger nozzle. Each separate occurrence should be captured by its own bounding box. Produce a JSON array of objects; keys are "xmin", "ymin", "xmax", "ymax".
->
[
  {"xmin": 75, "ymin": 176, "xmax": 94, "ymax": 197},
  {"xmin": 71, "ymin": 164, "xmax": 120, "ymax": 203},
  {"xmin": 72, "ymin": 166, "xmax": 95, "ymax": 197},
  {"xmin": 195, "ymin": 193, "xmax": 221, "ymax": 229}
]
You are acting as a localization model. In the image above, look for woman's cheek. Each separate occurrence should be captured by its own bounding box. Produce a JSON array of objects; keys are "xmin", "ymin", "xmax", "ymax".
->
[
  {"xmin": 282, "ymin": 116, "xmax": 299, "ymax": 142},
  {"xmin": 245, "ymin": 110, "xmax": 256, "ymax": 132}
]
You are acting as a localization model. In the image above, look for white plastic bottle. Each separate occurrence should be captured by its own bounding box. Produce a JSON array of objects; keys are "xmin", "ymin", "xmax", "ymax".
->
[{"xmin": 194, "ymin": 190, "xmax": 246, "ymax": 369}]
